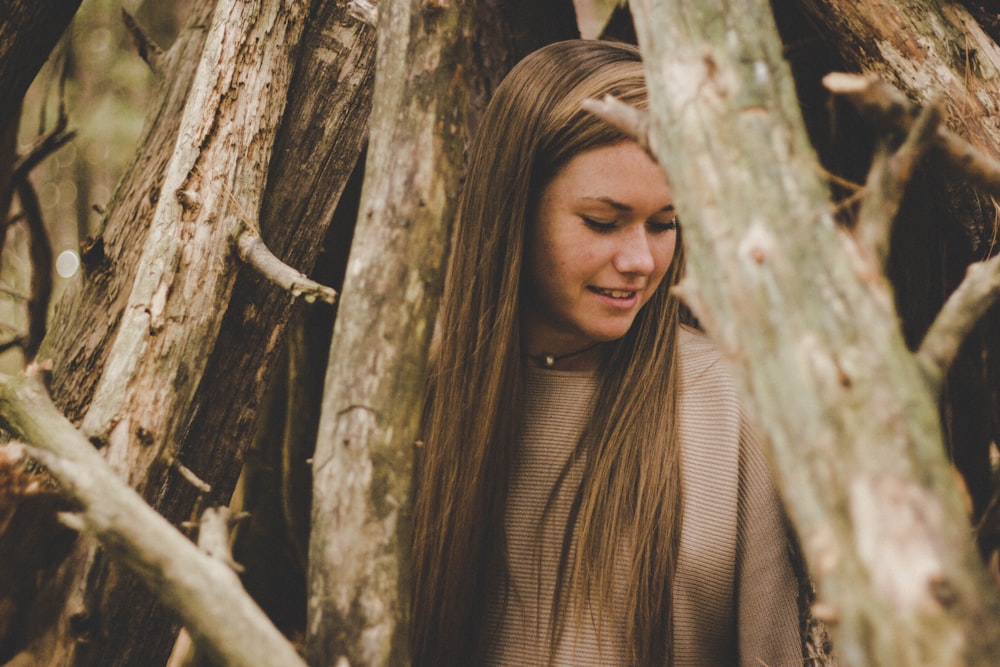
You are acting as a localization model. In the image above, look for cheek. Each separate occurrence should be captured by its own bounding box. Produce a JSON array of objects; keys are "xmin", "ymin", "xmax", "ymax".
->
[{"xmin": 652, "ymin": 235, "xmax": 678, "ymax": 275}]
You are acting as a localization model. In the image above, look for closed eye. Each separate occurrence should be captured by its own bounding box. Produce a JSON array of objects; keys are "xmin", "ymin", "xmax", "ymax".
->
[
  {"xmin": 648, "ymin": 216, "xmax": 679, "ymax": 233},
  {"xmin": 582, "ymin": 216, "xmax": 616, "ymax": 233}
]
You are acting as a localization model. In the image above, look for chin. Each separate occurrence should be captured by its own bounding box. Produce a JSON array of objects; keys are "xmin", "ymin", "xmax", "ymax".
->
[{"xmin": 587, "ymin": 326, "xmax": 633, "ymax": 343}]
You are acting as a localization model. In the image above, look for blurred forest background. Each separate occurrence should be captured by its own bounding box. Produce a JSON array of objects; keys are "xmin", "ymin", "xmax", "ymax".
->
[{"xmin": 2, "ymin": 0, "xmax": 191, "ymax": 372}]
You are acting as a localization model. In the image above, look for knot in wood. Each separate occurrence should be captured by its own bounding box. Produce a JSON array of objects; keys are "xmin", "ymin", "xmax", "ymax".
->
[
  {"xmin": 176, "ymin": 188, "xmax": 201, "ymax": 212},
  {"xmin": 738, "ymin": 223, "xmax": 775, "ymax": 264}
]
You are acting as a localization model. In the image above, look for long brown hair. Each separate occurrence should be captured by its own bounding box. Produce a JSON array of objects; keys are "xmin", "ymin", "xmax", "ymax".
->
[{"xmin": 411, "ymin": 39, "xmax": 685, "ymax": 667}]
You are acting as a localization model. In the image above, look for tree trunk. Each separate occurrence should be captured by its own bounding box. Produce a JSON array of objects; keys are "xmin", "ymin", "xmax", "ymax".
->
[
  {"xmin": 304, "ymin": 0, "xmax": 475, "ymax": 663},
  {"xmin": 630, "ymin": 0, "xmax": 1000, "ymax": 665}
]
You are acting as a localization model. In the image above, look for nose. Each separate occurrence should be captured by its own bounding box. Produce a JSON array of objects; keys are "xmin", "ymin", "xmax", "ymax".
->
[{"xmin": 612, "ymin": 226, "xmax": 655, "ymax": 276}]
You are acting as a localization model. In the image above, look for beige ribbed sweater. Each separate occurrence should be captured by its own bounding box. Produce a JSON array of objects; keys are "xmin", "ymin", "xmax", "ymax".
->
[{"xmin": 485, "ymin": 327, "xmax": 802, "ymax": 666}]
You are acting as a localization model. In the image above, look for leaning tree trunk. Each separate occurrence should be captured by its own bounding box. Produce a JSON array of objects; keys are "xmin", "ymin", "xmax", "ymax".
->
[
  {"xmin": 304, "ymin": 0, "xmax": 475, "ymax": 664},
  {"xmin": 787, "ymin": 0, "xmax": 1000, "ymax": 526},
  {"xmin": 630, "ymin": 0, "xmax": 1000, "ymax": 665},
  {"xmin": 0, "ymin": 0, "xmax": 376, "ymax": 664}
]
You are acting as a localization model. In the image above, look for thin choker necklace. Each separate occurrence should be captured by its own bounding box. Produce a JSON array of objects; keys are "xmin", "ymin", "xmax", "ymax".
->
[{"xmin": 528, "ymin": 341, "xmax": 602, "ymax": 368}]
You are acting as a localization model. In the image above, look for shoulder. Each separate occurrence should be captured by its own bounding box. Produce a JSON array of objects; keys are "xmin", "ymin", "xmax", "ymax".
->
[{"xmin": 677, "ymin": 325, "xmax": 739, "ymax": 403}]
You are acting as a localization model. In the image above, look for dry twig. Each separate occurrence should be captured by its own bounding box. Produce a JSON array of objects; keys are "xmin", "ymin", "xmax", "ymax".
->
[
  {"xmin": 855, "ymin": 98, "xmax": 943, "ymax": 268},
  {"xmin": 13, "ymin": 178, "xmax": 53, "ymax": 361},
  {"xmin": 235, "ymin": 226, "xmax": 338, "ymax": 304},
  {"xmin": 121, "ymin": 9, "xmax": 164, "ymax": 73},
  {"xmin": 916, "ymin": 253, "xmax": 1000, "ymax": 393},
  {"xmin": 582, "ymin": 94, "xmax": 652, "ymax": 154}
]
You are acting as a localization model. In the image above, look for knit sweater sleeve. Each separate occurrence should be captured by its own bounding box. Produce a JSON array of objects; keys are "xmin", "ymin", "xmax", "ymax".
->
[{"xmin": 735, "ymin": 410, "xmax": 803, "ymax": 667}]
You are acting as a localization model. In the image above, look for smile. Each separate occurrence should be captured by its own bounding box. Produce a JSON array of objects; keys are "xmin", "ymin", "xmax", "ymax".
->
[{"xmin": 592, "ymin": 287, "xmax": 636, "ymax": 299}]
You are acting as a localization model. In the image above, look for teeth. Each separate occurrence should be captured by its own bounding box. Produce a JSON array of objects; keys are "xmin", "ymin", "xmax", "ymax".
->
[{"xmin": 598, "ymin": 288, "xmax": 632, "ymax": 298}]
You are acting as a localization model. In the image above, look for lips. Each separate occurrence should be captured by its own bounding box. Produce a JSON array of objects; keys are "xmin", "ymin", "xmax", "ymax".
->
[{"xmin": 591, "ymin": 287, "xmax": 637, "ymax": 299}]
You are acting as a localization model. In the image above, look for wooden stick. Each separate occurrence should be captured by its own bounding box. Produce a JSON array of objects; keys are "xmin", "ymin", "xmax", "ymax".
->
[
  {"xmin": 0, "ymin": 372, "xmax": 307, "ymax": 667},
  {"xmin": 916, "ymin": 253, "xmax": 1000, "ymax": 393},
  {"xmin": 235, "ymin": 225, "xmax": 338, "ymax": 304}
]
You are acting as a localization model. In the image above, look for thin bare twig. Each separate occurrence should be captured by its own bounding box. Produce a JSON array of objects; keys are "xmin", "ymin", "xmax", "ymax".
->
[
  {"xmin": 191, "ymin": 165, "xmax": 338, "ymax": 304},
  {"xmin": 167, "ymin": 454, "xmax": 212, "ymax": 494},
  {"xmin": 198, "ymin": 507, "xmax": 247, "ymax": 573},
  {"xmin": 916, "ymin": 252, "xmax": 1000, "ymax": 393},
  {"xmin": 11, "ymin": 124, "xmax": 77, "ymax": 184},
  {"xmin": 582, "ymin": 94, "xmax": 652, "ymax": 154},
  {"xmin": 13, "ymin": 177, "xmax": 53, "ymax": 361}
]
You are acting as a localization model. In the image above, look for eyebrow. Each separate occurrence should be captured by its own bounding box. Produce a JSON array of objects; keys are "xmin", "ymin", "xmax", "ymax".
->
[{"xmin": 583, "ymin": 196, "xmax": 676, "ymax": 215}]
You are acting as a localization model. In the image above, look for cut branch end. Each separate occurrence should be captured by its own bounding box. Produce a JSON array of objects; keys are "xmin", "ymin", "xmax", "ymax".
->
[
  {"xmin": 235, "ymin": 227, "xmax": 338, "ymax": 305},
  {"xmin": 582, "ymin": 95, "xmax": 651, "ymax": 154}
]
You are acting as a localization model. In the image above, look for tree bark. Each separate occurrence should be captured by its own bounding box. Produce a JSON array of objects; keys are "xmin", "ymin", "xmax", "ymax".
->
[
  {"xmin": 630, "ymin": 0, "xmax": 1000, "ymax": 665},
  {"xmin": 793, "ymin": 0, "xmax": 1000, "ymax": 159},
  {"xmin": 304, "ymin": 0, "xmax": 474, "ymax": 664}
]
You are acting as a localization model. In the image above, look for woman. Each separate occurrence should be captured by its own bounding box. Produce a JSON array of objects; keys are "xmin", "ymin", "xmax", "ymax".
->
[{"xmin": 411, "ymin": 39, "xmax": 803, "ymax": 667}]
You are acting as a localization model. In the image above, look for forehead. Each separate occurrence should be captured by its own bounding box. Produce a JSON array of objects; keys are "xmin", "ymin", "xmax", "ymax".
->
[{"xmin": 543, "ymin": 142, "xmax": 673, "ymax": 210}]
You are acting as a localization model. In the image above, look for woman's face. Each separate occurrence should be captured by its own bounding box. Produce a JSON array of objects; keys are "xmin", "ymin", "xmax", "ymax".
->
[{"xmin": 522, "ymin": 141, "xmax": 678, "ymax": 361}]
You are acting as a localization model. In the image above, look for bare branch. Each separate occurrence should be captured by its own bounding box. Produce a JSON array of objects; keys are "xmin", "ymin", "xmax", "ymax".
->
[
  {"xmin": 582, "ymin": 94, "xmax": 651, "ymax": 153},
  {"xmin": 13, "ymin": 176, "xmax": 53, "ymax": 361},
  {"xmin": 235, "ymin": 226, "xmax": 338, "ymax": 305},
  {"xmin": 0, "ymin": 373, "xmax": 307, "ymax": 667},
  {"xmin": 121, "ymin": 9, "xmax": 164, "ymax": 73},
  {"xmin": 824, "ymin": 73, "xmax": 1000, "ymax": 200},
  {"xmin": 197, "ymin": 507, "xmax": 246, "ymax": 573},
  {"xmin": 12, "ymin": 110, "xmax": 76, "ymax": 184},
  {"xmin": 916, "ymin": 253, "xmax": 1000, "ymax": 393},
  {"xmin": 855, "ymin": 98, "xmax": 943, "ymax": 268},
  {"xmin": 168, "ymin": 455, "xmax": 212, "ymax": 494}
]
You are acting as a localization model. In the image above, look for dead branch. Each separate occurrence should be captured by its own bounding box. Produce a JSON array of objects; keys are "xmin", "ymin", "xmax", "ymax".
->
[
  {"xmin": 0, "ymin": 372, "xmax": 307, "ymax": 667},
  {"xmin": 121, "ymin": 9, "xmax": 164, "ymax": 73},
  {"xmin": 197, "ymin": 507, "xmax": 246, "ymax": 573},
  {"xmin": 582, "ymin": 94, "xmax": 652, "ymax": 153},
  {"xmin": 824, "ymin": 72, "xmax": 1000, "ymax": 394},
  {"xmin": 823, "ymin": 73, "xmax": 1000, "ymax": 200},
  {"xmin": 13, "ymin": 176, "xmax": 53, "ymax": 361},
  {"xmin": 11, "ymin": 108, "xmax": 75, "ymax": 184},
  {"xmin": 235, "ymin": 225, "xmax": 338, "ymax": 305},
  {"xmin": 916, "ymin": 252, "xmax": 1000, "ymax": 393},
  {"xmin": 855, "ymin": 98, "xmax": 943, "ymax": 268}
]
